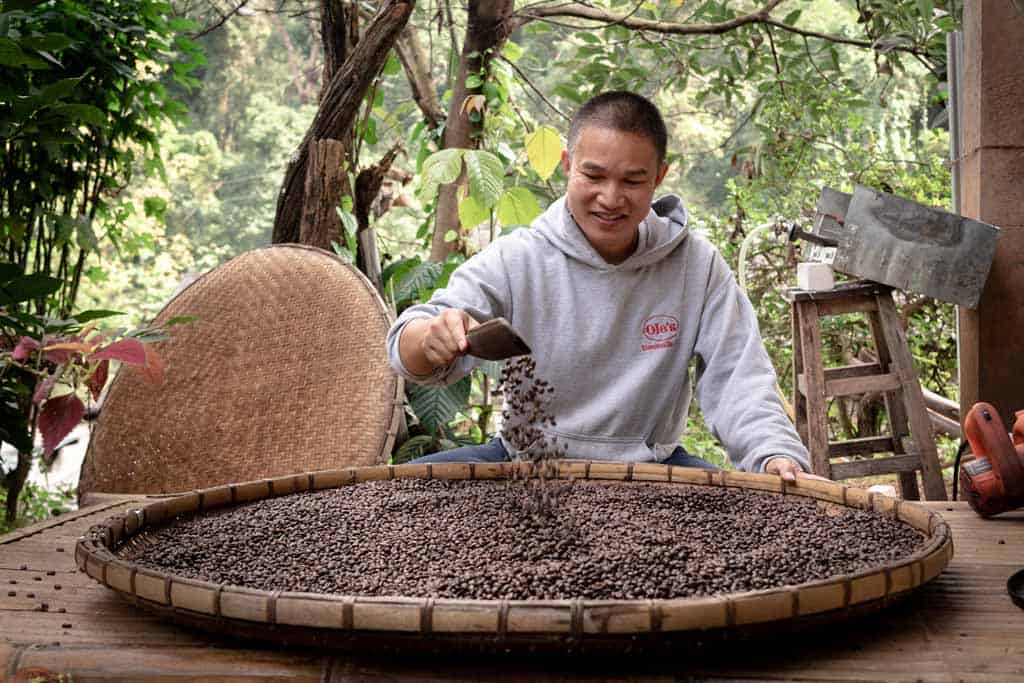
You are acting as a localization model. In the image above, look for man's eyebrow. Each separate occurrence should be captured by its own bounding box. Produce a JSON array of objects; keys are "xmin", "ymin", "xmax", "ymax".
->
[{"xmin": 578, "ymin": 161, "xmax": 650, "ymax": 176}]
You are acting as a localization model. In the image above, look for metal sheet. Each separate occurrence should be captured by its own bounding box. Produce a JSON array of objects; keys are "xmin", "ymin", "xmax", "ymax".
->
[
  {"xmin": 831, "ymin": 185, "xmax": 999, "ymax": 309},
  {"xmin": 807, "ymin": 187, "xmax": 852, "ymax": 264}
]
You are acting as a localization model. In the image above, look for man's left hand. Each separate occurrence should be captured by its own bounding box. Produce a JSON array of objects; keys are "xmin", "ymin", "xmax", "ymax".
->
[{"xmin": 764, "ymin": 456, "xmax": 830, "ymax": 483}]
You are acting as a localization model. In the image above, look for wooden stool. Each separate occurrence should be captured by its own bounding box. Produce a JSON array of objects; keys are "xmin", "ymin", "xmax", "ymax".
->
[{"xmin": 787, "ymin": 281, "xmax": 948, "ymax": 500}]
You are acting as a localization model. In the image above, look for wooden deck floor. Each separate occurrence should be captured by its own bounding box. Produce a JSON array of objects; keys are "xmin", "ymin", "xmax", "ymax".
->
[{"xmin": 2, "ymin": 497, "xmax": 1023, "ymax": 681}]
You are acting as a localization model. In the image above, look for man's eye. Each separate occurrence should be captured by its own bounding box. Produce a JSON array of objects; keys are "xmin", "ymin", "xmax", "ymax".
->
[{"xmin": 625, "ymin": 180, "xmax": 644, "ymax": 185}]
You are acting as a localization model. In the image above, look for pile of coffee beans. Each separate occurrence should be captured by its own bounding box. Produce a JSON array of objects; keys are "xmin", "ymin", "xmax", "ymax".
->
[{"xmin": 120, "ymin": 480, "xmax": 925, "ymax": 601}]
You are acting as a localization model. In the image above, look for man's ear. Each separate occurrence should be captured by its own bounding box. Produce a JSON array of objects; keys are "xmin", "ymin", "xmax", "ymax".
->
[
  {"xmin": 654, "ymin": 162, "xmax": 669, "ymax": 187},
  {"xmin": 561, "ymin": 150, "xmax": 571, "ymax": 175}
]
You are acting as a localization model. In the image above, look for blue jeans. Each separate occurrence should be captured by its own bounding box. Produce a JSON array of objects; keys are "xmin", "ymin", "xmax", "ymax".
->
[{"xmin": 406, "ymin": 437, "xmax": 718, "ymax": 470}]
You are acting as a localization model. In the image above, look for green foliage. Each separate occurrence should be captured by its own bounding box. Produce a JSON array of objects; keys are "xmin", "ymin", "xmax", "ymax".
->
[
  {"xmin": 0, "ymin": 480, "xmax": 74, "ymax": 535},
  {"xmin": 0, "ymin": 0, "xmax": 200, "ymax": 523},
  {"xmin": 1, "ymin": 0, "xmax": 203, "ymax": 316}
]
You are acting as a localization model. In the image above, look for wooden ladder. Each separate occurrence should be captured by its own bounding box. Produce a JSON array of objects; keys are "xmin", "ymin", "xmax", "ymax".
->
[{"xmin": 787, "ymin": 281, "xmax": 948, "ymax": 500}]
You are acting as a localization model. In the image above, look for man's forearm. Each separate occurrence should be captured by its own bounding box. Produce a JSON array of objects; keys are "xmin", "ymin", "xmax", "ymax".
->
[{"xmin": 398, "ymin": 318, "xmax": 435, "ymax": 376}]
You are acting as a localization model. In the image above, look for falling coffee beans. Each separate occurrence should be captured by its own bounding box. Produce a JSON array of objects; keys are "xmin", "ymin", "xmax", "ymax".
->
[
  {"xmin": 119, "ymin": 480, "xmax": 924, "ymax": 601},
  {"xmin": 499, "ymin": 356, "xmax": 568, "ymax": 519}
]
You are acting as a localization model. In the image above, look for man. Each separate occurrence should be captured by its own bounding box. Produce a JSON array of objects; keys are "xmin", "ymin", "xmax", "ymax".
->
[{"xmin": 387, "ymin": 91, "xmax": 812, "ymax": 481}]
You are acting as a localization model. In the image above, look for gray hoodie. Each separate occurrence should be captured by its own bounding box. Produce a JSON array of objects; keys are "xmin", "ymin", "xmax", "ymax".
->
[{"xmin": 386, "ymin": 195, "xmax": 810, "ymax": 473}]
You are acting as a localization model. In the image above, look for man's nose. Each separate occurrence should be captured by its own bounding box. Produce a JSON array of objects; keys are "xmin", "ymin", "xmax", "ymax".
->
[{"xmin": 596, "ymin": 182, "xmax": 625, "ymax": 208}]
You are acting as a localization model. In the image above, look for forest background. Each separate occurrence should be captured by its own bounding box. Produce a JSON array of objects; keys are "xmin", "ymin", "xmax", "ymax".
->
[{"xmin": 1, "ymin": 0, "xmax": 961, "ymax": 527}]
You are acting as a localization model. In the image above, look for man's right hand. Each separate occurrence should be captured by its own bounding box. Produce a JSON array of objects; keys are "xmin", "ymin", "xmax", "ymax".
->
[{"xmin": 398, "ymin": 309, "xmax": 479, "ymax": 376}]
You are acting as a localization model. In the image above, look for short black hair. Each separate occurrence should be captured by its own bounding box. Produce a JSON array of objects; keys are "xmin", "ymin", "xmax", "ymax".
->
[{"xmin": 567, "ymin": 91, "xmax": 667, "ymax": 166}]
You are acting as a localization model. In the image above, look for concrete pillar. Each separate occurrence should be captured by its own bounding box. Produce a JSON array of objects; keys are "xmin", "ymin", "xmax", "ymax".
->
[{"xmin": 957, "ymin": 0, "xmax": 1024, "ymax": 424}]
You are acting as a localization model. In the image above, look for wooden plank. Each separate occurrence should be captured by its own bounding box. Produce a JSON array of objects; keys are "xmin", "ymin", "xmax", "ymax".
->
[
  {"xmin": 866, "ymin": 305, "xmax": 921, "ymax": 501},
  {"xmin": 823, "ymin": 362, "xmax": 884, "ymax": 381},
  {"xmin": 814, "ymin": 295, "xmax": 877, "ymax": 317},
  {"xmin": 797, "ymin": 301, "xmax": 831, "ymax": 477},
  {"xmin": 830, "ymin": 454, "xmax": 925, "ymax": 479},
  {"xmin": 791, "ymin": 300, "xmax": 808, "ymax": 446},
  {"xmin": 825, "ymin": 372, "xmax": 901, "ymax": 397},
  {"xmin": 13, "ymin": 645, "xmax": 323, "ymax": 681},
  {"xmin": 876, "ymin": 294, "xmax": 948, "ymax": 500},
  {"xmin": 828, "ymin": 436, "xmax": 895, "ymax": 458}
]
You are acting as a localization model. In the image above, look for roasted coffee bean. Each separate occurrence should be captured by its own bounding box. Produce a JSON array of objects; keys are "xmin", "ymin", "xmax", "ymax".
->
[{"xmin": 120, "ymin": 480, "xmax": 924, "ymax": 601}]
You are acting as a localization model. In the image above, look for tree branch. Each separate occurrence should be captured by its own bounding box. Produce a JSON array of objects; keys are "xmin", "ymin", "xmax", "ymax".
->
[
  {"xmin": 512, "ymin": 0, "xmax": 786, "ymax": 35},
  {"xmin": 511, "ymin": 1, "xmax": 933, "ymax": 59}
]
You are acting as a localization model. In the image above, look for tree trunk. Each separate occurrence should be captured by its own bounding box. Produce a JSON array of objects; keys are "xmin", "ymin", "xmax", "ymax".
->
[
  {"xmin": 273, "ymin": 0, "xmax": 414, "ymax": 244},
  {"xmin": 428, "ymin": 0, "xmax": 514, "ymax": 263},
  {"xmin": 299, "ymin": 139, "xmax": 347, "ymax": 250},
  {"xmin": 4, "ymin": 451, "xmax": 30, "ymax": 524},
  {"xmin": 395, "ymin": 26, "xmax": 444, "ymax": 130}
]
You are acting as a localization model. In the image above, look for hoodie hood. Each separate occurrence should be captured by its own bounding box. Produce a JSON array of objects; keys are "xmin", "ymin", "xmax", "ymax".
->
[{"xmin": 533, "ymin": 194, "xmax": 691, "ymax": 271}]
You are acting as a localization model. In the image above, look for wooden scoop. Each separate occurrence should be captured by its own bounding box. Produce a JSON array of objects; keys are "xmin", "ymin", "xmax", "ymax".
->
[{"xmin": 466, "ymin": 317, "xmax": 531, "ymax": 360}]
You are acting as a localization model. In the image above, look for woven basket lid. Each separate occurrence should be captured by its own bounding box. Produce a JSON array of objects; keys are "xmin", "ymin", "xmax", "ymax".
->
[{"xmin": 78, "ymin": 245, "xmax": 403, "ymax": 496}]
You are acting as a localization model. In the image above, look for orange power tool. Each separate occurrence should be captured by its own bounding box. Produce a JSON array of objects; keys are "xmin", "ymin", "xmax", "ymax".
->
[{"xmin": 959, "ymin": 402, "xmax": 1024, "ymax": 517}]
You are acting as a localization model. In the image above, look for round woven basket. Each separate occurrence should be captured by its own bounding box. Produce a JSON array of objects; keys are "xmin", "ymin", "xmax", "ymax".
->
[
  {"xmin": 78, "ymin": 245, "xmax": 403, "ymax": 497},
  {"xmin": 76, "ymin": 462, "xmax": 953, "ymax": 653}
]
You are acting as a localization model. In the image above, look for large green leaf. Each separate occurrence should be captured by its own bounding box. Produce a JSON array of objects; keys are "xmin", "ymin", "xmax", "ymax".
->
[
  {"xmin": 421, "ymin": 148, "xmax": 464, "ymax": 188},
  {"xmin": 464, "ymin": 150, "xmax": 504, "ymax": 208},
  {"xmin": 407, "ymin": 375, "xmax": 472, "ymax": 433},
  {"xmin": 458, "ymin": 193, "xmax": 490, "ymax": 229},
  {"xmin": 497, "ymin": 188, "xmax": 542, "ymax": 227},
  {"xmin": 525, "ymin": 126, "xmax": 563, "ymax": 181},
  {"xmin": 0, "ymin": 272, "xmax": 61, "ymax": 305},
  {"xmin": 395, "ymin": 261, "xmax": 443, "ymax": 304}
]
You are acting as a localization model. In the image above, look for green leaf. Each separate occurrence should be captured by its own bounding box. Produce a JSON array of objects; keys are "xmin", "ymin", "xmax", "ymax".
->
[
  {"xmin": 362, "ymin": 116, "xmax": 377, "ymax": 144},
  {"xmin": 37, "ymin": 77, "xmax": 79, "ymax": 105},
  {"xmin": 503, "ymin": 41, "xmax": 523, "ymax": 63},
  {"xmin": 783, "ymin": 9, "xmax": 802, "ymax": 24},
  {"xmin": 465, "ymin": 74, "xmax": 483, "ymax": 89},
  {"xmin": 443, "ymin": 229, "xmax": 459, "ymax": 242},
  {"xmin": 72, "ymin": 309, "xmax": 123, "ymax": 323},
  {"xmin": 393, "ymin": 434, "xmax": 438, "ymax": 462},
  {"xmin": 143, "ymin": 196, "xmax": 168, "ymax": 219},
  {"xmin": 382, "ymin": 256, "xmax": 421, "ymax": 287},
  {"xmin": 458, "ymin": 193, "xmax": 490, "ymax": 229},
  {"xmin": 383, "ymin": 50, "xmax": 401, "ymax": 76},
  {"xmin": 497, "ymin": 188, "xmax": 542, "ymax": 227},
  {"xmin": 336, "ymin": 208, "xmax": 358, "ymax": 236},
  {"xmin": 49, "ymin": 103, "xmax": 106, "ymax": 127},
  {"xmin": 464, "ymin": 150, "xmax": 504, "ymax": 208},
  {"xmin": 407, "ymin": 375, "xmax": 472, "ymax": 433},
  {"xmin": 525, "ymin": 126, "xmax": 563, "ymax": 181},
  {"xmin": 75, "ymin": 215, "xmax": 97, "ymax": 250},
  {"xmin": 0, "ymin": 273, "xmax": 62, "ymax": 305},
  {"xmin": 421, "ymin": 148, "xmax": 464, "ymax": 189},
  {"xmin": 163, "ymin": 315, "xmax": 198, "ymax": 327},
  {"xmin": 395, "ymin": 262, "xmax": 443, "ymax": 303}
]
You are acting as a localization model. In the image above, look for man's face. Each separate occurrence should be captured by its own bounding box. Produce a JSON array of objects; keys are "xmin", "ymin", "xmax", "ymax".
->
[{"xmin": 561, "ymin": 126, "xmax": 668, "ymax": 265}]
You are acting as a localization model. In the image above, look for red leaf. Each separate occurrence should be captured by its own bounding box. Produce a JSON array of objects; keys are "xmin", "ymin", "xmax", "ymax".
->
[
  {"xmin": 32, "ymin": 371, "xmax": 59, "ymax": 405},
  {"xmin": 43, "ymin": 341, "xmax": 92, "ymax": 365},
  {"xmin": 90, "ymin": 338, "xmax": 147, "ymax": 365},
  {"xmin": 12, "ymin": 336, "xmax": 40, "ymax": 362},
  {"xmin": 140, "ymin": 344, "xmax": 165, "ymax": 384},
  {"xmin": 87, "ymin": 359, "xmax": 109, "ymax": 400},
  {"xmin": 38, "ymin": 392, "xmax": 85, "ymax": 458}
]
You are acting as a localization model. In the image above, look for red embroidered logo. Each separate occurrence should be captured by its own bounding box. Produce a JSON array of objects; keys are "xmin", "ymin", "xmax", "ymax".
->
[{"xmin": 641, "ymin": 314, "xmax": 678, "ymax": 352}]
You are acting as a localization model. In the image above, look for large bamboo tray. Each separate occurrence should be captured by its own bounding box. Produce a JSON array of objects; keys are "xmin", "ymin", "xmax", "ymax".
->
[{"xmin": 75, "ymin": 462, "xmax": 953, "ymax": 653}]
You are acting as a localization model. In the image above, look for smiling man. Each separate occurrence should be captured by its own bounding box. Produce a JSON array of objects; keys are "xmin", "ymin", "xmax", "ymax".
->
[{"xmin": 387, "ymin": 91, "xmax": 813, "ymax": 481}]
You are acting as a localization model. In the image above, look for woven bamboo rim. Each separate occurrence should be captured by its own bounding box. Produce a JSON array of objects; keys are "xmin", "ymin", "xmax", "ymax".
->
[
  {"xmin": 78, "ymin": 244, "xmax": 404, "ymax": 496},
  {"xmin": 76, "ymin": 463, "xmax": 953, "ymax": 649}
]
